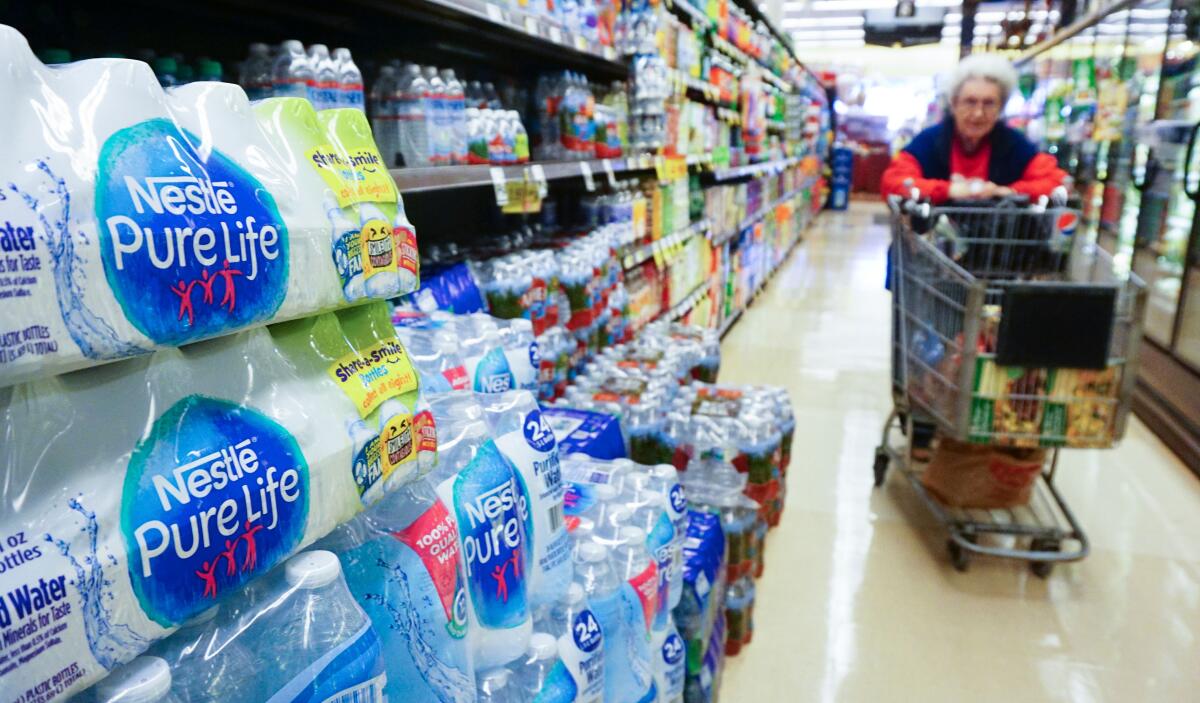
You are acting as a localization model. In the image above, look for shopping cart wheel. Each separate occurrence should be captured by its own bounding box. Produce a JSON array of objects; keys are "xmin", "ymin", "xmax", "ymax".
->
[
  {"xmin": 947, "ymin": 540, "xmax": 969, "ymax": 572},
  {"xmin": 872, "ymin": 449, "xmax": 889, "ymax": 487},
  {"xmin": 1029, "ymin": 538, "xmax": 1060, "ymax": 579}
]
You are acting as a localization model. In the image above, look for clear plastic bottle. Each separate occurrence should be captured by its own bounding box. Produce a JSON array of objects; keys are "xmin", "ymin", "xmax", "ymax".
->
[
  {"xmin": 515, "ymin": 633, "xmax": 578, "ymax": 702},
  {"xmin": 273, "ymin": 39, "xmax": 312, "ymax": 99},
  {"xmin": 153, "ymin": 57, "xmax": 178, "ymax": 88},
  {"xmin": 240, "ymin": 43, "xmax": 274, "ymax": 100},
  {"xmin": 467, "ymin": 80, "xmax": 486, "ymax": 108},
  {"xmin": 150, "ymin": 606, "xmax": 261, "ymax": 702},
  {"xmin": 509, "ymin": 110, "xmax": 530, "ymax": 164},
  {"xmin": 478, "ymin": 667, "xmax": 519, "ymax": 703},
  {"xmin": 537, "ymin": 583, "xmax": 605, "ymax": 703},
  {"xmin": 334, "ymin": 47, "xmax": 364, "ymax": 110},
  {"xmin": 466, "ymin": 107, "xmax": 490, "ymax": 165},
  {"xmin": 650, "ymin": 617, "xmax": 685, "ymax": 703},
  {"xmin": 94, "ymin": 656, "xmax": 182, "ymax": 703},
  {"xmin": 196, "ymin": 59, "xmax": 223, "ymax": 82},
  {"xmin": 424, "ymin": 66, "xmax": 449, "ymax": 165},
  {"xmin": 306, "ymin": 44, "xmax": 339, "ymax": 110},
  {"xmin": 483, "ymin": 81, "xmax": 502, "ymax": 109},
  {"xmin": 441, "ymin": 68, "xmax": 468, "ymax": 165},
  {"xmin": 370, "ymin": 65, "xmax": 400, "ymax": 168},
  {"xmin": 256, "ymin": 551, "xmax": 387, "ymax": 700},
  {"xmin": 397, "ymin": 63, "xmax": 430, "ymax": 167},
  {"xmin": 611, "ymin": 526, "xmax": 657, "ymax": 703}
]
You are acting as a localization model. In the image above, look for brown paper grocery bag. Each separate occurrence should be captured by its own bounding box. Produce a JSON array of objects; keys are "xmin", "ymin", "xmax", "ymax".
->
[{"xmin": 921, "ymin": 438, "xmax": 1045, "ymax": 509}]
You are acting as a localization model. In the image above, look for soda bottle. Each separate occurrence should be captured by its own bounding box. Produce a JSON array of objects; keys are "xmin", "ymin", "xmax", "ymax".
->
[
  {"xmin": 255, "ymin": 551, "xmax": 388, "ymax": 700},
  {"xmin": 441, "ymin": 68, "xmax": 468, "ymax": 165},
  {"xmin": 334, "ymin": 47, "xmax": 364, "ymax": 110},
  {"xmin": 93, "ymin": 657, "xmax": 182, "ymax": 703},
  {"xmin": 537, "ymin": 583, "xmax": 605, "ymax": 703},
  {"xmin": 370, "ymin": 65, "xmax": 400, "ymax": 167},
  {"xmin": 306, "ymin": 44, "xmax": 338, "ymax": 110},
  {"xmin": 240, "ymin": 43, "xmax": 273, "ymax": 99},
  {"xmin": 273, "ymin": 39, "xmax": 312, "ymax": 98}
]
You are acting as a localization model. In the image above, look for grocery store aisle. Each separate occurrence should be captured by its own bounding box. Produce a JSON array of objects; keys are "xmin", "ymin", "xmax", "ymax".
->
[{"xmin": 716, "ymin": 201, "xmax": 1200, "ymax": 703}]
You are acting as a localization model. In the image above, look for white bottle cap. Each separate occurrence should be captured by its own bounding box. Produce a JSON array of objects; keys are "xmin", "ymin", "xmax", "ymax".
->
[
  {"xmin": 95, "ymin": 656, "xmax": 172, "ymax": 703},
  {"xmin": 593, "ymin": 484, "xmax": 619, "ymax": 501},
  {"xmin": 578, "ymin": 541, "xmax": 609, "ymax": 563},
  {"xmin": 564, "ymin": 582, "xmax": 586, "ymax": 605},
  {"xmin": 652, "ymin": 464, "xmax": 678, "ymax": 480},
  {"xmin": 529, "ymin": 632, "xmax": 558, "ymax": 660},
  {"xmin": 619, "ymin": 526, "xmax": 647, "ymax": 546},
  {"xmin": 510, "ymin": 318, "xmax": 533, "ymax": 334},
  {"xmin": 285, "ymin": 550, "xmax": 342, "ymax": 589}
]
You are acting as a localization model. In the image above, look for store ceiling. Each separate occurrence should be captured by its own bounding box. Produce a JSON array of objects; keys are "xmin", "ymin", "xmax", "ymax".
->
[{"xmin": 771, "ymin": 0, "xmax": 1174, "ymax": 50}]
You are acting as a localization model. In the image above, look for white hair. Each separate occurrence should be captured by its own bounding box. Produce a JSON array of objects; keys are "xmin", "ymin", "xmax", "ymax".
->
[{"xmin": 948, "ymin": 53, "xmax": 1018, "ymax": 106}]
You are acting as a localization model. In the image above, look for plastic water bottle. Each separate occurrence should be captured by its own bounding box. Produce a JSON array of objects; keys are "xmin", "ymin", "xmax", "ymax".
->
[
  {"xmin": 326, "ymin": 198, "xmax": 366, "ymax": 301},
  {"xmin": 627, "ymin": 494, "xmax": 674, "ymax": 631},
  {"xmin": 307, "ymin": 44, "xmax": 338, "ymax": 110},
  {"xmin": 397, "ymin": 63, "xmax": 429, "ymax": 167},
  {"xmin": 424, "ymin": 66, "xmax": 448, "ymax": 165},
  {"xmin": 149, "ymin": 606, "xmax": 260, "ymax": 702},
  {"xmin": 537, "ymin": 583, "xmax": 605, "ymax": 703},
  {"xmin": 358, "ymin": 201, "xmax": 402, "ymax": 298},
  {"xmin": 273, "ymin": 39, "xmax": 312, "ymax": 98},
  {"xmin": 509, "ymin": 110, "xmax": 530, "ymax": 164},
  {"xmin": 94, "ymin": 656, "xmax": 182, "ymax": 703},
  {"xmin": 318, "ymin": 476, "xmax": 477, "ymax": 703},
  {"xmin": 650, "ymin": 618, "xmax": 685, "ymax": 703},
  {"xmin": 255, "ymin": 551, "xmax": 387, "ymax": 700},
  {"xmin": 478, "ymin": 667, "xmax": 519, "ymax": 703},
  {"xmin": 240, "ymin": 43, "xmax": 274, "ymax": 100},
  {"xmin": 370, "ymin": 65, "xmax": 400, "ymax": 167},
  {"xmin": 483, "ymin": 81, "xmax": 502, "ymax": 109},
  {"xmin": 611, "ymin": 527, "xmax": 657, "ymax": 703},
  {"xmin": 334, "ymin": 47, "xmax": 364, "ymax": 110},
  {"xmin": 515, "ymin": 633, "xmax": 578, "ymax": 702},
  {"xmin": 574, "ymin": 541, "xmax": 653, "ymax": 703},
  {"xmin": 440, "ymin": 68, "xmax": 468, "ymax": 165},
  {"xmin": 427, "ymin": 393, "xmax": 533, "ymax": 669}
]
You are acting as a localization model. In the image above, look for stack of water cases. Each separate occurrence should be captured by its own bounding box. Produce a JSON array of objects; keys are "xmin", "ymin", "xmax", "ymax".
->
[{"xmin": 0, "ymin": 22, "xmax": 440, "ymax": 702}]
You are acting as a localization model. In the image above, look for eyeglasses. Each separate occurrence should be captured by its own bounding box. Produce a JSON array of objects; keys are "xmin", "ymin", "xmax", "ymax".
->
[{"xmin": 956, "ymin": 97, "xmax": 1001, "ymax": 114}]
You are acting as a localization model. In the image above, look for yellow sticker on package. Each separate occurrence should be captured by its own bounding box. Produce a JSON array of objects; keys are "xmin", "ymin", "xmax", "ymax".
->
[
  {"xmin": 327, "ymin": 337, "xmax": 418, "ymax": 417},
  {"xmin": 307, "ymin": 144, "xmax": 398, "ymax": 208}
]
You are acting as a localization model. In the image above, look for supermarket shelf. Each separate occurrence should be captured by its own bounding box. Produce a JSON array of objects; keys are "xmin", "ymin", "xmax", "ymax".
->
[
  {"xmin": 717, "ymin": 308, "xmax": 742, "ymax": 339},
  {"xmin": 1013, "ymin": 0, "xmax": 1139, "ymax": 66},
  {"xmin": 621, "ymin": 218, "xmax": 710, "ymax": 271},
  {"xmin": 348, "ymin": 0, "xmax": 626, "ymax": 76},
  {"xmin": 393, "ymin": 156, "xmax": 653, "ymax": 193},
  {"xmin": 710, "ymin": 156, "xmax": 798, "ymax": 183},
  {"xmin": 665, "ymin": 0, "xmax": 713, "ymax": 29},
  {"xmin": 665, "ymin": 281, "xmax": 710, "ymax": 321},
  {"xmin": 710, "ymin": 189, "xmax": 800, "ymax": 247}
]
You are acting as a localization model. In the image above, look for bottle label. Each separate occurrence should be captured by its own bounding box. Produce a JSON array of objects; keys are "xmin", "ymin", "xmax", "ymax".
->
[
  {"xmin": 326, "ymin": 337, "xmax": 419, "ymax": 418},
  {"xmin": 380, "ymin": 411, "xmax": 417, "ymax": 475},
  {"xmin": 120, "ymin": 396, "xmax": 309, "ymax": 626},
  {"xmin": 534, "ymin": 659, "xmax": 580, "ymax": 703},
  {"xmin": 394, "ymin": 500, "xmax": 469, "ymax": 639},
  {"xmin": 394, "ymin": 222, "xmax": 420, "ymax": 277},
  {"xmin": 414, "ymin": 408, "xmax": 439, "ymax": 454},
  {"xmin": 435, "ymin": 440, "xmax": 532, "ymax": 628},
  {"xmin": 658, "ymin": 632, "xmax": 686, "ymax": 698},
  {"xmin": 494, "ymin": 408, "xmax": 570, "ymax": 602},
  {"xmin": 264, "ymin": 620, "xmax": 387, "ymax": 703},
  {"xmin": 305, "ymin": 143, "xmax": 398, "ymax": 208},
  {"xmin": 468, "ymin": 346, "xmax": 514, "ymax": 394},
  {"xmin": 331, "ymin": 224, "xmax": 365, "ymax": 293},
  {"xmin": 350, "ymin": 432, "xmax": 385, "ymax": 502},
  {"xmin": 626, "ymin": 562, "xmax": 658, "ymax": 634},
  {"xmin": 96, "ymin": 119, "xmax": 289, "ymax": 346},
  {"xmin": 441, "ymin": 365, "xmax": 470, "ymax": 391},
  {"xmin": 360, "ymin": 218, "xmax": 397, "ymax": 280}
]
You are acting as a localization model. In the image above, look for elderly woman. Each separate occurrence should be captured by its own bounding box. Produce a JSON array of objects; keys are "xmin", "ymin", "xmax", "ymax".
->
[{"xmin": 881, "ymin": 54, "xmax": 1066, "ymax": 202}]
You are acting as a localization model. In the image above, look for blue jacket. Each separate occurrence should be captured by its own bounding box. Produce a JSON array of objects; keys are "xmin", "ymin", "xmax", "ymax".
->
[{"xmin": 902, "ymin": 117, "xmax": 1040, "ymax": 186}]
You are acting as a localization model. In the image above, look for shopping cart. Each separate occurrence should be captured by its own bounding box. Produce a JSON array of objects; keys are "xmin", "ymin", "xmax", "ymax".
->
[{"xmin": 874, "ymin": 196, "xmax": 1146, "ymax": 576}]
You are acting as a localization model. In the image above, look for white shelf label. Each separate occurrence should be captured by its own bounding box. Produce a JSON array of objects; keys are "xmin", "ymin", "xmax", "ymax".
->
[
  {"xmin": 601, "ymin": 158, "xmax": 617, "ymax": 188},
  {"xmin": 523, "ymin": 16, "xmax": 539, "ymax": 35},
  {"xmin": 579, "ymin": 161, "xmax": 596, "ymax": 192},
  {"xmin": 490, "ymin": 166, "xmax": 509, "ymax": 206},
  {"xmin": 485, "ymin": 3, "xmax": 505, "ymax": 22},
  {"xmin": 574, "ymin": 34, "xmax": 588, "ymax": 51},
  {"xmin": 530, "ymin": 164, "xmax": 548, "ymax": 198},
  {"xmin": 549, "ymin": 26, "xmax": 563, "ymax": 43}
]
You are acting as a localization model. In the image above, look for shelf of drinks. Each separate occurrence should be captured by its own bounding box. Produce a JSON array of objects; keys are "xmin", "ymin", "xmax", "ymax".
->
[
  {"xmin": 674, "ymin": 69, "xmax": 727, "ymax": 106},
  {"xmin": 717, "ymin": 307, "xmax": 743, "ymax": 339},
  {"xmin": 710, "ymin": 156, "xmax": 799, "ymax": 183},
  {"xmin": 404, "ymin": 0, "xmax": 624, "ymax": 71},
  {"xmin": 621, "ymin": 218, "xmax": 711, "ymax": 270},
  {"xmin": 664, "ymin": 280, "xmax": 711, "ymax": 321},
  {"xmin": 391, "ymin": 155, "xmax": 654, "ymax": 193},
  {"xmin": 709, "ymin": 188, "xmax": 801, "ymax": 247},
  {"xmin": 664, "ymin": 0, "xmax": 713, "ymax": 30}
]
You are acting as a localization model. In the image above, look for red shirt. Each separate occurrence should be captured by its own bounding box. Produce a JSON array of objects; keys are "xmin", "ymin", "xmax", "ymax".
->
[{"xmin": 881, "ymin": 135, "xmax": 1066, "ymax": 203}]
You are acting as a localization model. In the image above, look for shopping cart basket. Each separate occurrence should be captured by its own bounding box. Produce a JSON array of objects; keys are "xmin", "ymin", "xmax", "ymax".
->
[{"xmin": 874, "ymin": 196, "xmax": 1146, "ymax": 576}]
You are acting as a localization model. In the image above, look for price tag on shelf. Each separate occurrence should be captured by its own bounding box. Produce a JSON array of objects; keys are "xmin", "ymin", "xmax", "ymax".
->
[
  {"xmin": 623, "ymin": 253, "xmax": 636, "ymax": 269},
  {"xmin": 490, "ymin": 166, "xmax": 509, "ymax": 206},
  {"xmin": 548, "ymin": 25, "xmax": 563, "ymax": 43},
  {"xmin": 652, "ymin": 242, "xmax": 666, "ymax": 270},
  {"xmin": 530, "ymin": 164, "xmax": 548, "ymax": 198},
  {"xmin": 603, "ymin": 46, "xmax": 616, "ymax": 60},
  {"xmin": 601, "ymin": 159, "xmax": 617, "ymax": 188},
  {"xmin": 574, "ymin": 35, "xmax": 588, "ymax": 51},
  {"xmin": 485, "ymin": 3, "xmax": 505, "ymax": 22},
  {"xmin": 523, "ymin": 16, "xmax": 539, "ymax": 35},
  {"xmin": 654, "ymin": 156, "xmax": 667, "ymax": 182},
  {"xmin": 579, "ymin": 161, "xmax": 596, "ymax": 192}
]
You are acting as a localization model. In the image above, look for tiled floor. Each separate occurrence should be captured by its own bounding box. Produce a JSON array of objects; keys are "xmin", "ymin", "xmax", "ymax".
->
[{"xmin": 718, "ymin": 202, "xmax": 1200, "ymax": 703}]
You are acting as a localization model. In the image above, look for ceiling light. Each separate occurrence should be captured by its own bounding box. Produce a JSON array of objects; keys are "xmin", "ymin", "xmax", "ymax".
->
[
  {"xmin": 809, "ymin": 0, "xmax": 960, "ymax": 10},
  {"xmin": 790, "ymin": 28, "xmax": 867, "ymax": 39},
  {"xmin": 781, "ymin": 16, "xmax": 866, "ymax": 28}
]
